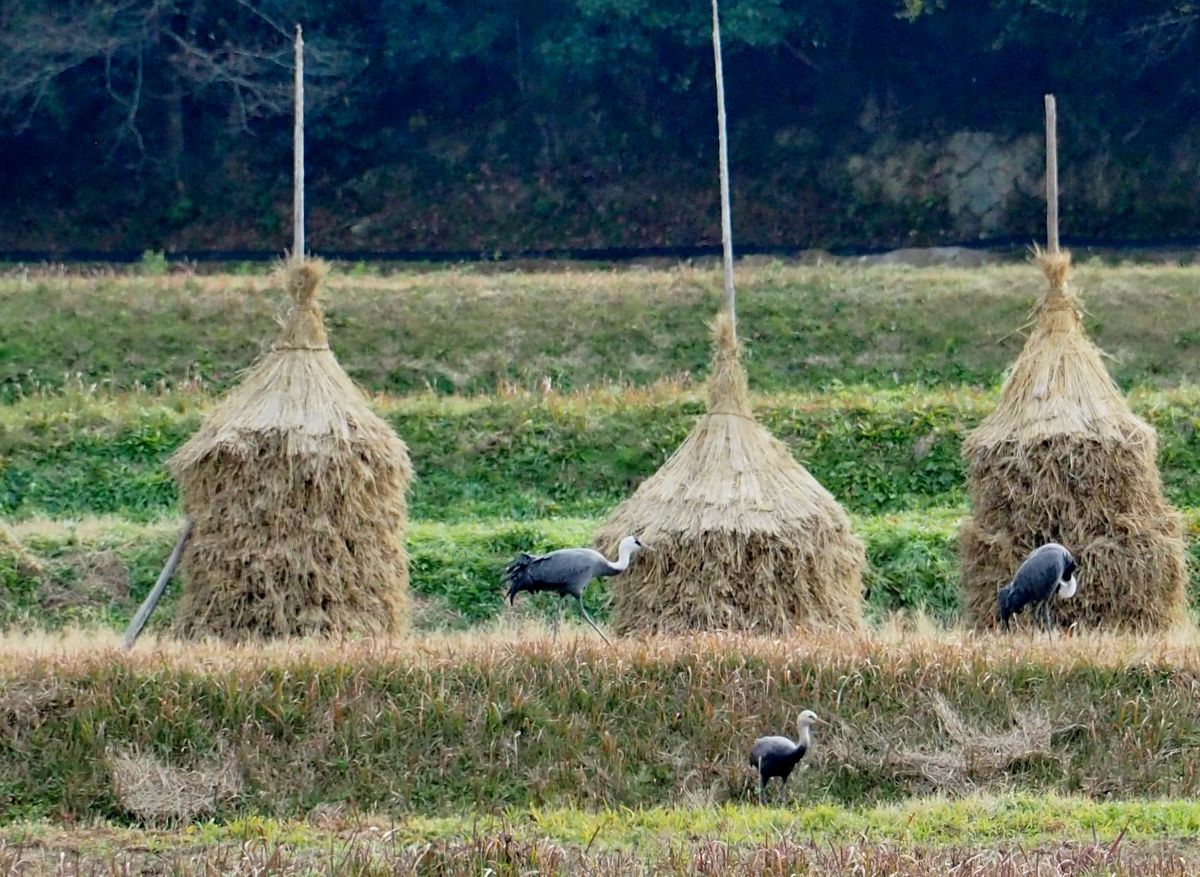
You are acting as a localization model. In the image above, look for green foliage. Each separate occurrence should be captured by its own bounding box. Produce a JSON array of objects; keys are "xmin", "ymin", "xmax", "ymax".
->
[
  {"xmin": 6, "ymin": 264, "xmax": 1200, "ymax": 402},
  {"xmin": 137, "ymin": 250, "xmax": 169, "ymax": 276},
  {"xmin": 8, "ymin": 383, "xmax": 1200, "ymax": 522},
  {"xmin": 7, "ymin": 507, "xmax": 1200, "ymax": 633},
  {"xmin": 5, "ymin": 802, "xmax": 1199, "ymax": 874},
  {"xmin": 7, "ymin": 1, "xmax": 1200, "ymax": 252}
]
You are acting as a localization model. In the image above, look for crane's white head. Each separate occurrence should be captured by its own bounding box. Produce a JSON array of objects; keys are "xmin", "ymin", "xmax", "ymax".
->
[
  {"xmin": 1058, "ymin": 575, "xmax": 1078, "ymax": 599},
  {"xmin": 618, "ymin": 535, "xmax": 651, "ymax": 556},
  {"xmin": 797, "ymin": 709, "xmax": 822, "ymax": 729}
]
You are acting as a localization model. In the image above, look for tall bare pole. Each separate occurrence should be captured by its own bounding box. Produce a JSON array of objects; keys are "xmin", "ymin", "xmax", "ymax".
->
[
  {"xmin": 711, "ymin": 0, "xmax": 735, "ymax": 326},
  {"xmin": 293, "ymin": 24, "xmax": 305, "ymax": 262},
  {"xmin": 1045, "ymin": 94, "xmax": 1058, "ymax": 254}
]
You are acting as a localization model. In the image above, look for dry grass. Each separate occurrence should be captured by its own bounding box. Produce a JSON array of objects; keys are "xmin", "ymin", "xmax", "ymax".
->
[
  {"xmin": 960, "ymin": 251, "xmax": 1188, "ymax": 631},
  {"xmin": 597, "ymin": 314, "xmax": 864, "ymax": 634},
  {"xmin": 3, "ymin": 625, "xmax": 1200, "ymax": 817},
  {"xmin": 851, "ymin": 693, "xmax": 1054, "ymax": 793},
  {"xmin": 168, "ymin": 261, "xmax": 412, "ymax": 641},
  {"xmin": 107, "ymin": 743, "xmax": 242, "ymax": 823},
  {"xmin": 0, "ymin": 835, "xmax": 1194, "ymax": 877},
  {"xmin": 3, "ymin": 619, "xmax": 1199, "ymax": 666},
  {"xmin": 12, "ymin": 262, "xmax": 1200, "ymax": 403}
]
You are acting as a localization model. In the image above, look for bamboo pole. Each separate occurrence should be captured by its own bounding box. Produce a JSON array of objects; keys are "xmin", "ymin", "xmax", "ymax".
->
[
  {"xmin": 121, "ymin": 519, "xmax": 194, "ymax": 648},
  {"xmin": 293, "ymin": 24, "xmax": 305, "ymax": 262},
  {"xmin": 711, "ymin": 0, "xmax": 735, "ymax": 327},
  {"xmin": 1045, "ymin": 94, "xmax": 1058, "ymax": 254}
]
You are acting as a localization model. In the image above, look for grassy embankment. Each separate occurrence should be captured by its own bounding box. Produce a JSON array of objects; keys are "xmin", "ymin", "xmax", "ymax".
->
[
  {"xmin": 5, "ymin": 265, "xmax": 1200, "ymax": 871},
  {"xmin": 4, "ymin": 262, "xmax": 1200, "ymax": 399},
  {"xmin": 2, "ymin": 631, "xmax": 1200, "ymax": 821}
]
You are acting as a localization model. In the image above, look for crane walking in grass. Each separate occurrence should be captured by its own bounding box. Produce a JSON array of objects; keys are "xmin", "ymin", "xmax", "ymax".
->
[
  {"xmin": 998, "ymin": 542, "xmax": 1079, "ymax": 632},
  {"xmin": 749, "ymin": 709, "xmax": 824, "ymax": 803},
  {"xmin": 503, "ymin": 535, "xmax": 650, "ymax": 645}
]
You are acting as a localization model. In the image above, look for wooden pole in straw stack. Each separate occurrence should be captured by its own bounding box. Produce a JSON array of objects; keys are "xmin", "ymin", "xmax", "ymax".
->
[
  {"xmin": 123, "ymin": 23, "xmax": 311, "ymax": 647},
  {"xmin": 956, "ymin": 92, "xmax": 1189, "ymax": 631},
  {"xmin": 293, "ymin": 24, "xmax": 305, "ymax": 262},
  {"xmin": 711, "ymin": 0, "xmax": 735, "ymax": 329},
  {"xmin": 594, "ymin": 0, "xmax": 866, "ymax": 635},
  {"xmin": 1045, "ymin": 94, "xmax": 1058, "ymax": 255}
]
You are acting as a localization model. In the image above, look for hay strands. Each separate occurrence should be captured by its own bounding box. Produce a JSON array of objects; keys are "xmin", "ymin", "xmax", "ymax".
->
[{"xmin": 122, "ymin": 519, "xmax": 194, "ymax": 649}]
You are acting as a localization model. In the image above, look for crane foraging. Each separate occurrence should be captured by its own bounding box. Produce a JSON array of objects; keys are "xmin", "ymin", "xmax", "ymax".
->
[
  {"xmin": 749, "ymin": 709, "xmax": 824, "ymax": 803},
  {"xmin": 503, "ymin": 535, "xmax": 650, "ymax": 645},
  {"xmin": 998, "ymin": 542, "xmax": 1079, "ymax": 632}
]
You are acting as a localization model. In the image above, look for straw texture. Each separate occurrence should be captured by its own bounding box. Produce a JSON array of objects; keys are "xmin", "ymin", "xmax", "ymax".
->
[
  {"xmin": 596, "ymin": 315, "xmax": 864, "ymax": 635},
  {"xmin": 168, "ymin": 261, "xmax": 412, "ymax": 640},
  {"xmin": 959, "ymin": 250, "xmax": 1187, "ymax": 631}
]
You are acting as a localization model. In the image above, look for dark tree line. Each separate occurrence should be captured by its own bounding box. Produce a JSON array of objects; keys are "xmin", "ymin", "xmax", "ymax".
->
[{"xmin": 3, "ymin": 0, "xmax": 1200, "ymax": 252}]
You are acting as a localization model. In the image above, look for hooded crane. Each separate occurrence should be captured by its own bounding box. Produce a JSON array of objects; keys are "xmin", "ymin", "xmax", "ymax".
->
[
  {"xmin": 749, "ymin": 709, "xmax": 824, "ymax": 803},
  {"xmin": 998, "ymin": 542, "xmax": 1079, "ymax": 632},
  {"xmin": 504, "ymin": 535, "xmax": 649, "ymax": 645}
]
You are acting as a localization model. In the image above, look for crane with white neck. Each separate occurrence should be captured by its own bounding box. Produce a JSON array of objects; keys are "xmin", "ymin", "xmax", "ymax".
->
[
  {"xmin": 503, "ymin": 535, "xmax": 650, "ymax": 644},
  {"xmin": 749, "ymin": 709, "xmax": 825, "ymax": 803}
]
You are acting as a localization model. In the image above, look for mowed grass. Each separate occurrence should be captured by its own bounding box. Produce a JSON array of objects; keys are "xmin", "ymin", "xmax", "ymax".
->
[
  {"xmin": 4, "ymin": 631, "xmax": 1200, "ymax": 821},
  {"xmin": 6, "ymin": 382, "xmax": 1200, "ymax": 523},
  {"xmin": 3, "ymin": 262, "xmax": 1200, "ymax": 401},
  {"xmin": 4, "ymin": 796, "xmax": 1200, "ymax": 875}
]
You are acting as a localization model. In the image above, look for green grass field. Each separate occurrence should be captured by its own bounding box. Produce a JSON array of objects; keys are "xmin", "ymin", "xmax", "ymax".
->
[{"xmin": 4, "ymin": 261, "xmax": 1200, "ymax": 874}]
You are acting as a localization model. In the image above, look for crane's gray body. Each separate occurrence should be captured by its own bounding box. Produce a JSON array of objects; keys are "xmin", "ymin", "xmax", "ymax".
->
[
  {"xmin": 749, "ymin": 735, "xmax": 808, "ymax": 785},
  {"xmin": 999, "ymin": 542, "xmax": 1078, "ymax": 631},
  {"xmin": 504, "ymin": 540, "xmax": 644, "ymax": 645},
  {"xmin": 748, "ymin": 711, "xmax": 819, "ymax": 803},
  {"xmin": 504, "ymin": 548, "xmax": 622, "ymax": 602}
]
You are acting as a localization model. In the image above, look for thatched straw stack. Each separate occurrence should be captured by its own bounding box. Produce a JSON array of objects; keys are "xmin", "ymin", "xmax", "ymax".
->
[
  {"xmin": 595, "ymin": 313, "xmax": 865, "ymax": 635},
  {"xmin": 959, "ymin": 249, "xmax": 1187, "ymax": 631},
  {"xmin": 168, "ymin": 261, "xmax": 412, "ymax": 640}
]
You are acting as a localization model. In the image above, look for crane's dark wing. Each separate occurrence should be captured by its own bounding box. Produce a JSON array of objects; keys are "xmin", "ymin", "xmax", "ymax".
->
[
  {"xmin": 504, "ymin": 548, "xmax": 605, "ymax": 603},
  {"xmin": 1007, "ymin": 547, "xmax": 1067, "ymax": 607},
  {"xmin": 749, "ymin": 736, "xmax": 796, "ymax": 765}
]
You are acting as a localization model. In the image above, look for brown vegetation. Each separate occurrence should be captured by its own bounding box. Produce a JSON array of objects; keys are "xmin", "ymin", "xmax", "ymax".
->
[
  {"xmin": 960, "ymin": 251, "xmax": 1188, "ymax": 631},
  {"xmin": 597, "ymin": 315, "xmax": 864, "ymax": 635},
  {"xmin": 168, "ymin": 261, "xmax": 412, "ymax": 640}
]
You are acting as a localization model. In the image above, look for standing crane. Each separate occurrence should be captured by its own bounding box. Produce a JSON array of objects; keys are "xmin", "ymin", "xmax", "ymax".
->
[
  {"xmin": 748, "ymin": 709, "xmax": 824, "ymax": 803},
  {"xmin": 503, "ymin": 535, "xmax": 650, "ymax": 645},
  {"xmin": 998, "ymin": 542, "xmax": 1079, "ymax": 632}
]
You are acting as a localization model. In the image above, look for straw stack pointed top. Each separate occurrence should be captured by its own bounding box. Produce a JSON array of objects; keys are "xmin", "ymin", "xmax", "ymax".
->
[
  {"xmin": 965, "ymin": 248, "xmax": 1150, "ymax": 452},
  {"xmin": 170, "ymin": 261, "xmax": 405, "ymax": 469},
  {"xmin": 596, "ymin": 312, "xmax": 865, "ymax": 635},
  {"xmin": 707, "ymin": 313, "xmax": 751, "ymax": 416}
]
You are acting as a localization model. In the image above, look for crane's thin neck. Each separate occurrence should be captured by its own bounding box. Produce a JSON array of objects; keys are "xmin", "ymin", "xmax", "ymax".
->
[
  {"xmin": 796, "ymin": 721, "xmax": 812, "ymax": 752},
  {"xmin": 610, "ymin": 541, "xmax": 636, "ymax": 572}
]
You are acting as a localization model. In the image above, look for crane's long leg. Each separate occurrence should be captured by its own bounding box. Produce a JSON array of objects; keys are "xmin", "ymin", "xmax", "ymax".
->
[
  {"xmin": 576, "ymin": 596, "xmax": 612, "ymax": 646},
  {"xmin": 1040, "ymin": 600, "xmax": 1054, "ymax": 634},
  {"xmin": 552, "ymin": 598, "xmax": 565, "ymax": 643}
]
